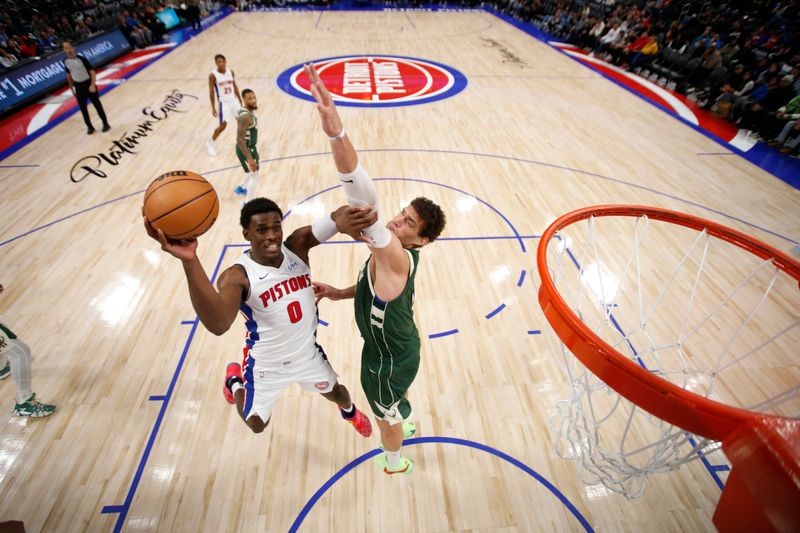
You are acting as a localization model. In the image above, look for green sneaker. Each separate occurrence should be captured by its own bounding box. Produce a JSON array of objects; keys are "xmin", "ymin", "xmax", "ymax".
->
[
  {"xmin": 13, "ymin": 393, "xmax": 56, "ymax": 418},
  {"xmin": 0, "ymin": 362, "xmax": 9, "ymax": 380},
  {"xmin": 376, "ymin": 453, "xmax": 414, "ymax": 475}
]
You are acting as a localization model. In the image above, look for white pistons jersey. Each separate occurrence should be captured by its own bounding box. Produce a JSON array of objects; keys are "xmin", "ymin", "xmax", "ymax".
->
[
  {"xmin": 236, "ymin": 245, "xmax": 318, "ymax": 365},
  {"xmin": 212, "ymin": 68, "xmax": 237, "ymax": 102}
]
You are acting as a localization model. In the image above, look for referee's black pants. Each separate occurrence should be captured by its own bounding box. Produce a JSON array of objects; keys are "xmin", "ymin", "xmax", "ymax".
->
[{"xmin": 74, "ymin": 81, "xmax": 109, "ymax": 130}]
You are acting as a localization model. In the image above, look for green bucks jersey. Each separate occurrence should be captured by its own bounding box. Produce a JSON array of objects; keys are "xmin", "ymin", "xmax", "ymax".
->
[
  {"xmin": 237, "ymin": 108, "xmax": 257, "ymax": 149},
  {"xmin": 354, "ymin": 249, "xmax": 421, "ymax": 359}
]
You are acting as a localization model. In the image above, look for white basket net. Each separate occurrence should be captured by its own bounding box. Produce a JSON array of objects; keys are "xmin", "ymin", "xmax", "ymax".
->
[{"xmin": 542, "ymin": 213, "xmax": 800, "ymax": 499}]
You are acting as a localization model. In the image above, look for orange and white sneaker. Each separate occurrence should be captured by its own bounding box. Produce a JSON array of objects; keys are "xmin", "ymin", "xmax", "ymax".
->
[
  {"xmin": 223, "ymin": 362, "xmax": 243, "ymax": 404},
  {"xmin": 341, "ymin": 405, "xmax": 372, "ymax": 437}
]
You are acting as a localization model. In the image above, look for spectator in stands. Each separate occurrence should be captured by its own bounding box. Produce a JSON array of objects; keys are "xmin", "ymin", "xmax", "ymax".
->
[
  {"xmin": 29, "ymin": 13, "xmax": 49, "ymax": 36},
  {"xmin": 120, "ymin": 10, "xmax": 153, "ymax": 48},
  {"xmin": 714, "ymin": 67, "xmax": 753, "ymax": 120},
  {"xmin": 37, "ymin": 28, "xmax": 61, "ymax": 52},
  {"xmin": 137, "ymin": 7, "xmax": 166, "ymax": 41},
  {"xmin": 634, "ymin": 33, "xmax": 659, "ymax": 68},
  {"xmin": 84, "ymin": 15, "xmax": 99, "ymax": 35},
  {"xmin": 757, "ymin": 78, "xmax": 800, "ymax": 139},
  {"xmin": 727, "ymin": 20, "xmax": 743, "ymax": 43},
  {"xmin": 735, "ymin": 39, "xmax": 759, "ymax": 70},
  {"xmin": 720, "ymin": 64, "xmax": 749, "ymax": 93},
  {"xmin": 694, "ymin": 40, "xmax": 723, "ymax": 82},
  {"xmin": 588, "ymin": 18, "xmax": 606, "ymax": 49},
  {"xmin": 566, "ymin": 12, "xmax": 593, "ymax": 46},
  {"xmin": 37, "ymin": 30, "xmax": 52, "ymax": 52},
  {"xmin": 768, "ymin": 118, "xmax": 800, "ymax": 155},
  {"xmin": 5, "ymin": 36, "xmax": 22, "ymax": 58},
  {"xmin": 73, "ymin": 20, "xmax": 92, "ymax": 41},
  {"xmin": 55, "ymin": 16, "xmax": 73, "ymax": 40},
  {"xmin": 738, "ymin": 75, "xmax": 796, "ymax": 138},
  {"xmin": 18, "ymin": 35, "xmax": 38, "ymax": 58},
  {"xmin": 187, "ymin": 0, "xmax": 203, "ymax": 31},
  {"xmin": 789, "ymin": 66, "xmax": 800, "ymax": 94},
  {"xmin": 749, "ymin": 25, "xmax": 768, "ymax": 48},
  {"xmin": 692, "ymin": 25, "xmax": 713, "ymax": 47},
  {"xmin": 620, "ymin": 31, "xmax": 658, "ymax": 68},
  {"xmin": 662, "ymin": 28, "xmax": 687, "ymax": 52},
  {"xmin": 0, "ymin": 45, "xmax": 18, "ymax": 69},
  {"xmin": 762, "ymin": 63, "xmax": 782, "ymax": 83},
  {"xmin": 595, "ymin": 21, "xmax": 623, "ymax": 57},
  {"xmin": 720, "ymin": 38, "xmax": 740, "ymax": 63}
]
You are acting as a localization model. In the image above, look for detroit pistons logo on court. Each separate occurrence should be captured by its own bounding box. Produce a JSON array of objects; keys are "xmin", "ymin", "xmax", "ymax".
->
[{"xmin": 277, "ymin": 55, "xmax": 467, "ymax": 107}]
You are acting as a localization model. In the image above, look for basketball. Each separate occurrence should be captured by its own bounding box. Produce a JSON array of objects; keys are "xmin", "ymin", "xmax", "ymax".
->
[{"xmin": 143, "ymin": 170, "xmax": 219, "ymax": 239}]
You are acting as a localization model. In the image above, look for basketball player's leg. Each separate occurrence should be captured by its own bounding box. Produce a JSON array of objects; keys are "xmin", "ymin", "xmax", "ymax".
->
[
  {"xmin": 244, "ymin": 149, "xmax": 259, "ymax": 202},
  {"xmin": 212, "ymin": 114, "xmax": 227, "ymax": 140},
  {"xmin": 235, "ymin": 145, "xmax": 259, "ymax": 199},
  {"xmin": 376, "ymin": 418, "xmax": 405, "ymax": 451},
  {"xmin": 223, "ymin": 357, "xmax": 284, "ymax": 434},
  {"xmin": 0, "ymin": 326, "xmax": 9, "ymax": 380},
  {"xmin": 361, "ymin": 346, "xmax": 419, "ymax": 473},
  {"xmin": 207, "ymin": 102, "xmax": 227, "ymax": 155},
  {"xmin": 297, "ymin": 344, "xmax": 372, "ymax": 437},
  {"xmin": 0, "ymin": 323, "xmax": 56, "ymax": 418},
  {"xmin": 232, "ymin": 386, "xmax": 269, "ymax": 433}
]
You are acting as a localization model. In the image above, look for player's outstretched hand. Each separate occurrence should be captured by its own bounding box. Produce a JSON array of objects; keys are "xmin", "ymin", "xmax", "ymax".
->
[
  {"xmin": 303, "ymin": 63, "xmax": 344, "ymax": 138},
  {"xmin": 143, "ymin": 216, "xmax": 198, "ymax": 262},
  {"xmin": 312, "ymin": 281, "xmax": 341, "ymax": 303},
  {"xmin": 332, "ymin": 206, "xmax": 378, "ymax": 242}
]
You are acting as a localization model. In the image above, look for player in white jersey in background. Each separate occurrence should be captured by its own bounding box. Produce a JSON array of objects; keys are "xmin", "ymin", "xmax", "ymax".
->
[
  {"xmin": 144, "ymin": 199, "xmax": 377, "ymax": 436},
  {"xmin": 207, "ymin": 54, "xmax": 242, "ymax": 157}
]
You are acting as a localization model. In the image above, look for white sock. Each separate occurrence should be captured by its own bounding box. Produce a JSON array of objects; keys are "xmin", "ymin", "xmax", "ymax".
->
[
  {"xmin": 385, "ymin": 448, "xmax": 403, "ymax": 468},
  {"xmin": 231, "ymin": 381, "xmax": 243, "ymax": 395},
  {"xmin": 338, "ymin": 164, "xmax": 391, "ymax": 248},
  {"xmin": 8, "ymin": 339, "xmax": 33, "ymax": 404},
  {"xmin": 244, "ymin": 170, "xmax": 259, "ymax": 202}
]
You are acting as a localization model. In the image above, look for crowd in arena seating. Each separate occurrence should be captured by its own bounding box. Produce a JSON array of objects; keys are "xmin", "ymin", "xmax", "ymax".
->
[
  {"xmin": 492, "ymin": 0, "xmax": 800, "ymax": 155},
  {"xmin": 0, "ymin": 1, "xmax": 221, "ymax": 72},
  {"xmin": 2, "ymin": 0, "xmax": 799, "ymax": 155}
]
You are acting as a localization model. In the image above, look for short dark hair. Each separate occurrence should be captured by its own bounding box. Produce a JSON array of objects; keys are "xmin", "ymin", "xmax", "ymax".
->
[
  {"xmin": 240, "ymin": 198, "xmax": 283, "ymax": 229},
  {"xmin": 241, "ymin": 88, "xmax": 254, "ymax": 97},
  {"xmin": 214, "ymin": 53, "xmax": 225, "ymax": 61},
  {"xmin": 411, "ymin": 197, "xmax": 446, "ymax": 243}
]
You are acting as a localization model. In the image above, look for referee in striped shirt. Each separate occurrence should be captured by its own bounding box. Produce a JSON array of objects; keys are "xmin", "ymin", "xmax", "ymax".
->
[{"xmin": 63, "ymin": 41, "xmax": 111, "ymax": 134}]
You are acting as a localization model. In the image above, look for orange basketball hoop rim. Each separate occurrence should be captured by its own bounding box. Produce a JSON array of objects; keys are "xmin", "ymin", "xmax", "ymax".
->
[{"xmin": 536, "ymin": 205, "xmax": 800, "ymax": 533}]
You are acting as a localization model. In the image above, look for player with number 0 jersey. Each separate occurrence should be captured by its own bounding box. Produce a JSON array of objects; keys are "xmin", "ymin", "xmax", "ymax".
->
[{"xmin": 144, "ymin": 197, "xmax": 378, "ymax": 437}]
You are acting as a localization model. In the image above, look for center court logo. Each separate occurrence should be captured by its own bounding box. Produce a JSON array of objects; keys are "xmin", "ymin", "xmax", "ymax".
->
[{"xmin": 277, "ymin": 55, "xmax": 467, "ymax": 107}]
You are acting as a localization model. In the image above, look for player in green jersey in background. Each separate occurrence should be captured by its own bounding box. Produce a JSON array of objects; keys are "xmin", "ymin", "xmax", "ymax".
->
[{"xmin": 234, "ymin": 88, "xmax": 260, "ymax": 202}]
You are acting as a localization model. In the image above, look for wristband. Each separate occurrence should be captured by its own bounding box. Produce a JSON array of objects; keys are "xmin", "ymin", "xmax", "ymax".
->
[{"xmin": 328, "ymin": 129, "xmax": 346, "ymax": 141}]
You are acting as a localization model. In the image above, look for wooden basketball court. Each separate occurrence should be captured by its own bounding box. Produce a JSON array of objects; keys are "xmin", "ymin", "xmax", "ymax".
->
[{"xmin": 1, "ymin": 9, "xmax": 798, "ymax": 532}]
